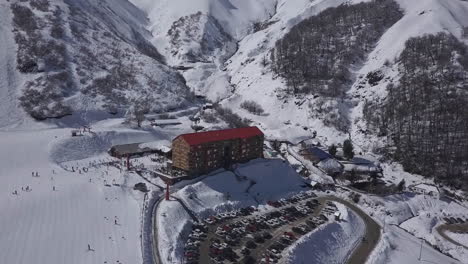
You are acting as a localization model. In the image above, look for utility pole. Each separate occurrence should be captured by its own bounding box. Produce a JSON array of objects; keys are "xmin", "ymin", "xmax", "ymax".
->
[
  {"xmin": 127, "ymin": 155, "xmax": 130, "ymax": 171},
  {"xmin": 165, "ymin": 183, "xmax": 170, "ymax": 201}
]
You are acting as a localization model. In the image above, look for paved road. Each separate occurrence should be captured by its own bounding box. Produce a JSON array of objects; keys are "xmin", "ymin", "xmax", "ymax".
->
[
  {"xmin": 325, "ymin": 197, "xmax": 381, "ymax": 264},
  {"xmin": 436, "ymin": 224, "xmax": 468, "ymax": 250}
]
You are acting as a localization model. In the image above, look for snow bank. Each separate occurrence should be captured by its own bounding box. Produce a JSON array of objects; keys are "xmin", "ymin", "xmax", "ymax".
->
[
  {"xmin": 367, "ymin": 225, "xmax": 462, "ymax": 264},
  {"xmin": 446, "ymin": 232, "xmax": 468, "ymax": 249},
  {"xmin": 157, "ymin": 200, "xmax": 192, "ymax": 264},
  {"xmin": 284, "ymin": 205, "xmax": 365, "ymax": 264}
]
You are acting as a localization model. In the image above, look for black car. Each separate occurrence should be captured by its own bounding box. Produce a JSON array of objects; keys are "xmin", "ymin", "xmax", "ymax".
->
[
  {"xmin": 262, "ymin": 232, "xmax": 273, "ymax": 240},
  {"xmin": 246, "ymin": 240, "xmax": 257, "ymax": 249},
  {"xmin": 244, "ymin": 256, "xmax": 256, "ymax": 264}
]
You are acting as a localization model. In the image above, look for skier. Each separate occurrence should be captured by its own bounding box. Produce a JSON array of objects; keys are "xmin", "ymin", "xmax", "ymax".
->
[
  {"xmin": 36, "ymin": 171, "xmax": 39, "ymax": 177},
  {"xmin": 53, "ymin": 186, "xmax": 56, "ymax": 191},
  {"xmin": 114, "ymin": 219, "xmax": 118, "ymax": 225}
]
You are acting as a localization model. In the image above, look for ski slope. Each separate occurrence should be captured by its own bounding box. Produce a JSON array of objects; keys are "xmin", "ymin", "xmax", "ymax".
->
[{"xmin": 0, "ymin": 128, "xmax": 144, "ymax": 264}]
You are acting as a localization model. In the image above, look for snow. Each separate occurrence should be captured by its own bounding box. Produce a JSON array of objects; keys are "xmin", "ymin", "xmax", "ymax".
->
[
  {"xmin": 177, "ymin": 159, "xmax": 308, "ymax": 217},
  {"xmin": 284, "ymin": 204, "xmax": 365, "ymax": 264},
  {"xmin": 2, "ymin": 0, "xmax": 468, "ymax": 263},
  {"xmin": 367, "ymin": 225, "xmax": 462, "ymax": 264},
  {"xmin": 0, "ymin": 0, "xmax": 32, "ymax": 129},
  {"xmin": 446, "ymin": 232, "xmax": 468, "ymax": 248},
  {"xmin": 131, "ymin": 0, "xmax": 276, "ymax": 51},
  {"xmin": 352, "ymin": 189, "xmax": 468, "ymax": 262},
  {"xmin": 157, "ymin": 200, "xmax": 191, "ymax": 264},
  {"xmin": 0, "ymin": 129, "xmax": 143, "ymax": 264},
  {"xmin": 0, "ymin": 102, "xmax": 195, "ymax": 264},
  {"xmin": 139, "ymin": 140, "xmax": 172, "ymax": 153},
  {"xmin": 411, "ymin": 183, "xmax": 440, "ymax": 195},
  {"xmin": 158, "ymin": 159, "xmax": 309, "ymax": 263},
  {"xmin": 318, "ymin": 158, "xmax": 343, "ymax": 175},
  {"xmin": 360, "ymin": 0, "xmax": 468, "ymax": 74}
]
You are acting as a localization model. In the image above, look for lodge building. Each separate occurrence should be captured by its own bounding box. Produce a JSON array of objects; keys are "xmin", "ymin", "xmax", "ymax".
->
[{"xmin": 172, "ymin": 127, "xmax": 264, "ymax": 176}]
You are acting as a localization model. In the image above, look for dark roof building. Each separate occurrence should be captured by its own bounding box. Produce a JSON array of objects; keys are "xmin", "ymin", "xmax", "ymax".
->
[{"xmin": 300, "ymin": 147, "xmax": 332, "ymax": 164}]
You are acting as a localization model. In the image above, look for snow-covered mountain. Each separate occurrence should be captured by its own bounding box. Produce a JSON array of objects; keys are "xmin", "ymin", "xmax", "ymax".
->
[
  {"xmin": 1, "ymin": 1, "xmax": 468, "ymax": 264},
  {"xmin": 129, "ymin": 0, "xmax": 468, "ymax": 188},
  {"xmin": 0, "ymin": 0, "xmax": 193, "ymax": 128}
]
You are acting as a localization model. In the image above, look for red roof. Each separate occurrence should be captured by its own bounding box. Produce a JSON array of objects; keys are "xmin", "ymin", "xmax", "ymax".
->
[{"xmin": 176, "ymin": 127, "xmax": 263, "ymax": 146}]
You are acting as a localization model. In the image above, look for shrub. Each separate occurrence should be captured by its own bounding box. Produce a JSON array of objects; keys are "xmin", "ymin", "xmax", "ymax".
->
[
  {"xmin": 215, "ymin": 106, "xmax": 250, "ymax": 128},
  {"xmin": 202, "ymin": 112, "xmax": 218, "ymax": 123},
  {"xmin": 343, "ymin": 139, "xmax": 355, "ymax": 160},
  {"xmin": 240, "ymin": 100, "xmax": 265, "ymax": 115},
  {"xmin": 11, "ymin": 4, "xmax": 38, "ymax": 32},
  {"xmin": 328, "ymin": 144, "xmax": 337, "ymax": 157},
  {"xmin": 30, "ymin": 0, "xmax": 50, "ymax": 12}
]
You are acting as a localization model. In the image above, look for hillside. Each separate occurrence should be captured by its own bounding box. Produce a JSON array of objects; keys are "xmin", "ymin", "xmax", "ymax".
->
[
  {"xmin": 1, "ymin": 1, "xmax": 468, "ymax": 264},
  {"xmin": 132, "ymin": 0, "xmax": 468, "ymax": 188},
  {"xmin": 1, "ymin": 0, "xmax": 192, "ymax": 126}
]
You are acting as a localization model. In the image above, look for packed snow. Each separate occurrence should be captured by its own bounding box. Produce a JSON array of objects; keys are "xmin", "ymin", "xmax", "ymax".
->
[
  {"xmin": 0, "ymin": 129, "xmax": 143, "ymax": 264},
  {"xmin": 283, "ymin": 204, "xmax": 365, "ymax": 264},
  {"xmin": 367, "ymin": 225, "xmax": 462, "ymax": 264}
]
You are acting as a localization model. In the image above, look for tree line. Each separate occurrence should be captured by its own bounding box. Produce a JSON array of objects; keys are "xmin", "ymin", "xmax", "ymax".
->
[
  {"xmin": 365, "ymin": 33, "xmax": 468, "ymax": 191},
  {"xmin": 271, "ymin": 0, "xmax": 403, "ymax": 97}
]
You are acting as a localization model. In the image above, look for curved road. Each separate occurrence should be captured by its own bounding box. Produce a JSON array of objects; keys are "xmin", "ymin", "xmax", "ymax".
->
[
  {"xmin": 325, "ymin": 197, "xmax": 381, "ymax": 264},
  {"xmin": 436, "ymin": 224, "xmax": 468, "ymax": 250}
]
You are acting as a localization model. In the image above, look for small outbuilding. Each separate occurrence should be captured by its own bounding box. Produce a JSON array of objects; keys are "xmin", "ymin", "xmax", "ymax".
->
[
  {"xmin": 318, "ymin": 158, "xmax": 344, "ymax": 176},
  {"xmin": 109, "ymin": 143, "xmax": 157, "ymax": 158},
  {"xmin": 299, "ymin": 147, "xmax": 332, "ymax": 164},
  {"xmin": 409, "ymin": 183, "xmax": 440, "ymax": 197}
]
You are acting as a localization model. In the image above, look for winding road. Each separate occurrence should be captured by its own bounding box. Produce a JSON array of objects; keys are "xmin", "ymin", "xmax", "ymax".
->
[
  {"xmin": 325, "ymin": 197, "xmax": 381, "ymax": 264},
  {"xmin": 436, "ymin": 224, "xmax": 468, "ymax": 250}
]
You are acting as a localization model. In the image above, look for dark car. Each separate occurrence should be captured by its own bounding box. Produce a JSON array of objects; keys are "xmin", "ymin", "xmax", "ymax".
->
[
  {"xmin": 244, "ymin": 256, "xmax": 256, "ymax": 264},
  {"xmin": 246, "ymin": 240, "xmax": 257, "ymax": 249},
  {"xmin": 262, "ymin": 232, "xmax": 273, "ymax": 240}
]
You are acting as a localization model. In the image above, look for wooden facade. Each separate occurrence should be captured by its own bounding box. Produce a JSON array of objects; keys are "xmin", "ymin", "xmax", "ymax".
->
[{"xmin": 172, "ymin": 127, "xmax": 264, "ymax": 176}]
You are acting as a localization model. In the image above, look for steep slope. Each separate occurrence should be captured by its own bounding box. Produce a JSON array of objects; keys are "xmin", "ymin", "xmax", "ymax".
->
[
  {"xmin": 218, "ymin": 0, "xmax": 371, "ymax": 142},
  {"xmin": 0, "ymin": 0, "xmax": 29, "ymax": 129},
  {"xmin": 6, "ymin": 0, "xmax": 191, "ymax": 125},
  {"xmin": 177, "ymin": 0, "xmax": 468, "ymax": 145},
  {"xmin": 130, "ymin": 0, "xmax": 277, "ymax": 100}
]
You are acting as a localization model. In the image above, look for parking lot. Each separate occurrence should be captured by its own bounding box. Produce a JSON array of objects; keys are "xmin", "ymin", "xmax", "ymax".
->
[{"xmin": 182, "ymin": 191, "xmax": 339, "ymax": 264}]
